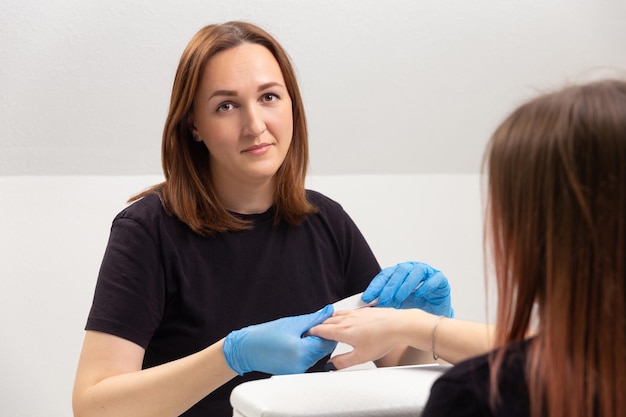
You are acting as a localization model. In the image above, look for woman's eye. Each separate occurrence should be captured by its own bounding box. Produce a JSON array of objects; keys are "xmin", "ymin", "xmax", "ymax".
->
[
  {"xmin": 217, "ymin": 103, "xmax": 234, "ymax": 112},
  {"xmin": 261, "ymin": 93, "xmax": 278, "ymax": 102}
]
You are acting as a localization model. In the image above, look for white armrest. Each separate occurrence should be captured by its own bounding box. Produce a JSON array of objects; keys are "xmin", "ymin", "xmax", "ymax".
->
[{"xmin": 230, "ymin": 364, "xmax": 450, "ymax": 417}]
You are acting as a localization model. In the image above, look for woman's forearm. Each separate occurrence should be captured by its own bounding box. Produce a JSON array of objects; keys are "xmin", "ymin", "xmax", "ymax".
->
[
  {"xmin": 398, "ymin": 310, "xmax": 495, "ymax": 364},
  {"xmin": 72, "ymin": 336, "xmax": 236, "ymax": 417}
]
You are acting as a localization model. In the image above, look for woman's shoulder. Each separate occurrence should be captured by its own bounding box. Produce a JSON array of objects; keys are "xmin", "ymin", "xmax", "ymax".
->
[
  {"xmin": 305, "ymin": 189, "xmax": 344, "ymax": 213},
  {"xmin": 440, "ymin": 350, "xmax": 492, "ymax": 383},
  {"xmin": 426, "ymin": 339, "xmax": 531, "ymax": 416},
  {"xmin": 112, "ymin": 191, "xmax": 184, "ymax": 235},
  {"xmin": 115, "ymin": 192, "xmax": 165, "ymax": 221},
  {"xmin": 442, "ymin": 338, "xmax": 530, "ymax": 383}
]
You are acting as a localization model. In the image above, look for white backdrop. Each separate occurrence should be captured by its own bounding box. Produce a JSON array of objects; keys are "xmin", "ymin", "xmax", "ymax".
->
[
  {"xmin": 1, "ymin": 1, "xmax": 626, "ymax": 416},
  {"xmin": 0, "ymin": 174, "xmax": 487, "ymax": 416},
  {"xmin": 1, "ymin": 0, "xmax": 625, "ymax": 175}
]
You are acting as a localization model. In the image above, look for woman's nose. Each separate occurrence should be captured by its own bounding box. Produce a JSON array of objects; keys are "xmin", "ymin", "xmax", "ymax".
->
[{"xmin": 242, "ymin": 105, "xmax": 267, "ymax": 138}]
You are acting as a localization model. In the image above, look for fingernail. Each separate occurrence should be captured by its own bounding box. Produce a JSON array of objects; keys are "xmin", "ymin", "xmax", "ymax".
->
[{"xmin": 324, "ymin": 362, "xmax": 337, "ymax": 371}]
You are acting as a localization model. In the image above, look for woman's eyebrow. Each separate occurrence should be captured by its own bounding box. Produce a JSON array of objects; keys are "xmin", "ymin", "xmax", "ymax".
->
[
  {"xmin": 257, "ymin": 81, "xmax": 285, "ymax": 91},
  {"xmin": 208, "ymin": 82, "xmax": 285, "ymax": 100},
  {"xmin": 208, "ymin": 89, "xmax": 237, "ymax": 100}
]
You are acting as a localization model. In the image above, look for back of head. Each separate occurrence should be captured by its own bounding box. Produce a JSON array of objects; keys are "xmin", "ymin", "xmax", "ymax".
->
[{"xmin": 484, "ymin": 79, "xmax": 626, "ymax": 417}]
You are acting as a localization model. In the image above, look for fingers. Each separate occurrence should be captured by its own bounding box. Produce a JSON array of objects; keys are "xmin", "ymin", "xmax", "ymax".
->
[
  {"xmin": 368, "ymin": 261, "xmax": 453, "ymax": 317},
  {"xmin": 362, "ymin": 267, "xmax": 392, "ymax": 302},
  {"xmin": 317, "ymin": 304, "xmax": 335, "ymax": 321},
  {"xmin": 300, "ymin": 305, "xmax": 334, "ymax": 337},
  {"xmin": 307, "ymin": 321, "xmax": 342, "ymax": 342},
  {"xmin": 365, "ymin": 262, "xmax": 436, "ymax": 306},
  {"xmin": 411, "ymin": 270, "xmax": 454, "ymax": 317},
  {"xmin": 376, "ymin": 263, "xmax": 409, "ymax": 305},
  {"xmin": 305, "ymin": 308, "xmax": 354, "ymax": 337},
  {"xmin": 303, "ymin": 304, "xmax": 334, "ymax": 327},
  {"xmin": 307, "ymin": 309, "xmax": 361, "ymax": 344},
  {"xmin": 374, "ymin": 262, "xmax": 428, "ymax": 307},
  {"xmin": 393, "ymin": 262, "xmax": 429, "ymax": 303},
  {"xmin": 324, "ymin": 309, "xmax": 353, "ymax": 320},
  {"xmin": 326, "ymin": 345, "xmax": 390, "ymax": 371},
  {"xmin": 302, "ymin": 335, "xmax": 337, "ymax": 357},
  {"xmin": 325, "ymin": 352, "xmax": 361, "ymax": 370},
  {"xmin": 415, "ymin": 271, "xmax": 450, "ymax": 300}
]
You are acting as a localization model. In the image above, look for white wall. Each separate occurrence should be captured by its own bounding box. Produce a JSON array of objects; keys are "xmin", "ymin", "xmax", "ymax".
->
[
  {"xmin": 1, "ymin": 0, "xmax": 625, "ymax": 175},
  {"xmin": 0, "ymin": 174, "xmax": 487, "ymax": 417},
  {"xmin": 1, "ymin": 1, "xmax": 625, "ymax": 416}
]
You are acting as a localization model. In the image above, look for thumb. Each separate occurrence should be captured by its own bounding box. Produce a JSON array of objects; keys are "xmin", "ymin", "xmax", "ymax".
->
[
  {"xmin": 301, "ymin": 334, "xmax": 338, "ymax": 357},
  {"xmin": 298, "ymin": 305, "xmax": 334, "ymax": 336}
]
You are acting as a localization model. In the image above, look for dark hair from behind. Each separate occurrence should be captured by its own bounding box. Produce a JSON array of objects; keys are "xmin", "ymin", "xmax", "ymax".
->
[
  {"xmin": 132, "ymin": 21, "xmax": 316, "ymax": 235},
  {"xmin": 483, "ymin": 79, "xmax": 626, "ymax": 417}
]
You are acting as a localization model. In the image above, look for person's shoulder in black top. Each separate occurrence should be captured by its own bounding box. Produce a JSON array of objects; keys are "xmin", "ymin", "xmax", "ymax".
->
[{"xmin": 422, "ymin": 338, "xmax": 532, "ymax": 417}]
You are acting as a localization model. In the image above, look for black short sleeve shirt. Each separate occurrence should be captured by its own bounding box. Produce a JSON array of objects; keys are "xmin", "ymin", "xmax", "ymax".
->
[{"xmin": 86, "ymin": 190, "xmax": 381, "ymax": 416}]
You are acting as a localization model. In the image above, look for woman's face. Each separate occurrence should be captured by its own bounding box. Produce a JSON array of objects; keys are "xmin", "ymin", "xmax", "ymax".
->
[{"xmin": 191, "ymin": 43, "xmax": 293, "ymax": 189}]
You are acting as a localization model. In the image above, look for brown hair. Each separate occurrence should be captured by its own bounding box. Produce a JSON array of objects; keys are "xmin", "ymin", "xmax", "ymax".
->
[
  {"xmin": 483, "ymin": 79, "xmax": 626, "ymax": 416},
  {"xmin": 132, "ymin": 21, "xmax": 316, "ymax": 235}
]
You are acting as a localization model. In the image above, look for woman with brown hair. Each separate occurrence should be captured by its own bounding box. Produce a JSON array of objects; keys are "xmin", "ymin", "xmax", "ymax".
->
[
  {"xmin": 311, "ymin": 79, "xmax": 626, "ymax": 416},
  {"xmin": 72, "ymin": 21, "xmax": 452, "ymax": 417}
]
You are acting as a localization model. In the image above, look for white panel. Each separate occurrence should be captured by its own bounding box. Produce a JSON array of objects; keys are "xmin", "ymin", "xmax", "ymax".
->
[
  {"xmin": 1, "ymin": 0, "xmax": 625, "ymax": 175},
  {"xmin": 230, "ymin": 364, "xmax": 450, "ymax": 417},
  {"xmin": 0, "ymin": 174, "xmax": 486, "ymax": 416}
]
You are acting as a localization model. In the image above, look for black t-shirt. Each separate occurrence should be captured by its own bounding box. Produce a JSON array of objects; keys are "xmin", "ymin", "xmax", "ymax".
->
[
  {"xmin": 86, "ymin": 189, "xmax": 381, "ymax": 416},
  {"xmin": 422, "ymin": 339, "xmax": 532, "ymax": 417}
]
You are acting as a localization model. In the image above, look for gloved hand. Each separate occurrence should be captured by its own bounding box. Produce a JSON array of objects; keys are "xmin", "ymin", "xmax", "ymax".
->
[
  {"xmin": 223, "ymin": 305, "xmax": 338, "ymax": 376},
  {"xmin": 363, "ymin": 261, "xmax": 454, "ymax": 317}
]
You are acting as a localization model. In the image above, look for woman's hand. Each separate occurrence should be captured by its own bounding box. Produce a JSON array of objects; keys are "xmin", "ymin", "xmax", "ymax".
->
[
  {"xmin": 223, "ymin": 305, "xmax": 338, "ymax": 375},
  {"xmin": 363, "ymin": 261, "xmax": 454, "ymax": 317},
  {"xmin": 308, "ymin": 307, "xmax": 407, "ymax": 370}
]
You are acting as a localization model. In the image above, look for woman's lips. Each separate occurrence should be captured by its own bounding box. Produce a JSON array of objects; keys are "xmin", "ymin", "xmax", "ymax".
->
[{"xmin": 242, "ymin": 143, "xmax": 272, "ymax": 155}]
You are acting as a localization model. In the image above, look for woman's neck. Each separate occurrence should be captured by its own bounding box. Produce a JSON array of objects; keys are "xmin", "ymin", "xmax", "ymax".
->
[{"xmin": 213, "ymin": 176, "xmax": 275, "ymax": 215}]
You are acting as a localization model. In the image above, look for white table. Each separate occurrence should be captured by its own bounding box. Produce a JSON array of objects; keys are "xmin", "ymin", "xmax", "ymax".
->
[{"xmin": 230, "ymin": 364, "xmax": 450, "ymax": 417}]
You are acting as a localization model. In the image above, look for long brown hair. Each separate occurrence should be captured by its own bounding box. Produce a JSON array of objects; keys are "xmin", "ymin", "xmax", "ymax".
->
[
  {"xmin": 132, "ymin": 21, "xmax": 316, "ymax": 235},
  {"xmin": 484, "ymin": 79, "xmax": 626, "ymax": 417}
]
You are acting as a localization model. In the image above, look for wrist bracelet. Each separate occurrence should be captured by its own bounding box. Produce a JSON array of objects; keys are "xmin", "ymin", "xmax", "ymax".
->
[{"xmin": 431, "ymin": 315, "xmax": 445, "ymax": 360}]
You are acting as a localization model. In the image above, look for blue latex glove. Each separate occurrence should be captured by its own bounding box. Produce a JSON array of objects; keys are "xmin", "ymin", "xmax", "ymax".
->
[
  {"xmin": 363, "ymin": 261, "xmax": 454, "ymax": 317},
  {"xmin": 223, "ymin": 305, "xmax": 338, "ymax": 376}
]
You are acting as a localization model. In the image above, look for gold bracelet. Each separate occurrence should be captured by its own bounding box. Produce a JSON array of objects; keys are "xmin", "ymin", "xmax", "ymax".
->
[{"xmin": 431, "ymin": 315, "xmax": 445, "ymax": 360}]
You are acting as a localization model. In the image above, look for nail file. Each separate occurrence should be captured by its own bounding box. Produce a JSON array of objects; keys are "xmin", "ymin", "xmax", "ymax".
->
[
  {"xmin": 332, "ymin": 281, "xmax": 425, "ymax": 312},
  {"xmin": 331, "ymin": 292, "xmax": 377, "ymax": 311}
]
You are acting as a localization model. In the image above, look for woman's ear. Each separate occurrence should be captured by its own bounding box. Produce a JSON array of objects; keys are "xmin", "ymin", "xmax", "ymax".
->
[
  {"xmin": 187, "ymin": 113, "xmax": 197, "ymax": 136},
  {"xmin": 187, "ymin": 113, "xmax": 202, "ymax": 142}
]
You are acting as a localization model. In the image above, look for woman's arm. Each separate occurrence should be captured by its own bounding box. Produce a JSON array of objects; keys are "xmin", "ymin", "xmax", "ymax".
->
[
  {"xmin": 310, "ymin": 308, "xmax": 494, "ymax": 369},
  {"xmin": 73, "ymin": 305, "xmax": 337, "ymax": 417},
  {"xmin": 72, "ymin": 331, "xmax": 236, "ymax": 417}
]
